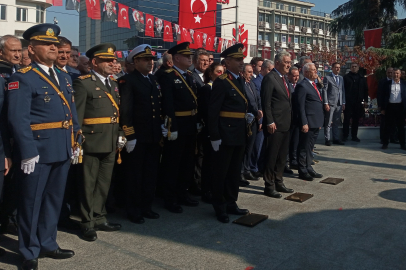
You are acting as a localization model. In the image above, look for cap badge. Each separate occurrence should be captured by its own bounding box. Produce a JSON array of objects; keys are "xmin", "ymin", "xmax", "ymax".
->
[
  {"xmin": 46, "ymin": 28, "xmax": 55, "ymax": 37},
  {"xmin": 238, "ymin": 47, "xmax": 242, "ymax": 52},
  {"xmin": 108, "ymin": 47, "xmax": 114, "ymax": 53},
  {"xmin": 186, "ymin": 45, "xmax": 190, "ymax": 50},
  {"xmin": 145, "ymin": 48, "xmax": 151, "ymax": 54}
]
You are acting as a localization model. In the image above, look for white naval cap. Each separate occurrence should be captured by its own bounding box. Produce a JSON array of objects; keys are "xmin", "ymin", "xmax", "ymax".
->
[{"xmin": 127, "ymin": 44, "xmax": 155, "ymax": 62}]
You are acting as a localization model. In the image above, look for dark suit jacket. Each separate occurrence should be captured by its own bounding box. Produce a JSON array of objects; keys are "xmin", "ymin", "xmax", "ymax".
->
[
  {"xmin": 197, "ymin": 83, "xmax": 211, "ymax": 135},
  {"xmin": 260, "ymin": 69, "xmax": 291, "ymax": 133},
  {"xmin": 192, "ymin": 69, "xmax": 205, "ymax": 88},
  {"xmin": 245, "ymin": 80, "xmax": 261, "ymax": 117},
  {"xmin": 343, "ymin": 72, "xmax": 368, "ymax": 107},
  {"xmin": 102, "ymin": 11, "xmax": 117, "ymax": 22},
  {"xmin": 294, "ymin": 79, "xmax": 324, "ymax": 128},
  {"xmin": 377, "ymin": 77, "xmax": 391, "ymax": 108},
  {"xmin": 0, "ymin": 77, "xmax": 11, "ymax": 171},
  {"xmin": 119, "ymin": 69, "xmax": 162, "ymax": 143},
  {"xmin": 380, "ymin": 80, "xmax": 406, "ymax": 112}
]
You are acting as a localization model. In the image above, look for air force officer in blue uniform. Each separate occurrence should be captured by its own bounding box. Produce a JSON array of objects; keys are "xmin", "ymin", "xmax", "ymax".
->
[{"xmin": 6, "ymin": 24, "xmax": 80, "ymax": 270}]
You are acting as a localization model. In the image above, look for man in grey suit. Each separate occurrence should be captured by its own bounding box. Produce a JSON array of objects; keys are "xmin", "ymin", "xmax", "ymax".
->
[{"xmin": 323, "ymin": 62, "xmax": 346, "ymax": 146}]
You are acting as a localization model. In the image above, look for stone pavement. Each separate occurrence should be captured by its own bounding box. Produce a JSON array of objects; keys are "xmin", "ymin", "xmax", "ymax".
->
[{"xmin": 1, "ymin": 140, "xmax": 406, "ymax": 270}]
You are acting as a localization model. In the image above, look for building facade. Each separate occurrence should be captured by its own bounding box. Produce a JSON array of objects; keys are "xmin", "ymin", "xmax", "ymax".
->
[
  {"xmin": 0, "ymin": 0, "xmax": 50, "ymax": 39},
  {"xmin": 257, "ymin": 0, "xmax": 337, "ymax": 61}
]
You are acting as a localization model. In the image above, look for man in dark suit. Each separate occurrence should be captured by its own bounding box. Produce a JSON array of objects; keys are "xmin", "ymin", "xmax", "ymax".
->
[
  {"xmin": 343, "ymin": 63, "xmax": 368, "ymax": 142},
  {"xmin": 119, "ymin": 45, "xmax": 162, "ymax": 224},
  {"xmin": 296, "ymin": 56, "xmax": 312, "ymax": 83},
  {"xmin": 102, "ymin": 0, "xmax": 117, "ymax": 23},
  {"xmin": 261, "ymin": 51, "xmax": 294, "ymax": 198},
  {"xmin": 294, "ymin": 63, "xmax": 324, "ymax": 181},
  {"xmin": 7, "ymin": 24, "xmax": 79, "ymax": 270},
  {"xmin": 287, "ymin": 66, "xmax": 300, "ymax": 171},
  {"xmin": 322, "ymin": 62, "xmax": 346, "ymax": 146},
  {"xmin": 241, "ymin": 63, "xmax": 262, "ymax": 182},
  {"xmin": 155, "ymin": 53, "xmax": 173, "ymax": 81},
  {"xmin": 208, "ymin": 44, "xmax": 250, "ymax": 223},
  {"xmin": 378, "ymin": 67, "xmax": 394, "ymax": 143},
  {"xmin": 192, "ymin": 51, "xmax": 209, "ymax": 87},
  {"xmin": 74, "ymin": 44, "xmax": 123, "ymax": 242},
  {"xmin": 381, "ymin": 68, "xmax": 406, "ymax": 150}
]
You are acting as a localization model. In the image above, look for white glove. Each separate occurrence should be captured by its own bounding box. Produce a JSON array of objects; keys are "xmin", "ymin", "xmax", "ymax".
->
[
  {"xmin": 117, "ymin": 136, "xmax": 127, "ymax": 149},
  {"xmin": 161, "ymin": 124, "xmax": 168, "ymax": 137},
  {"xmin": 71, "ymin": 147, "xmax": 80, "ymax": 164},
  {"xmin": 246, "ymin": 113, "xmax": 255, "ymax": 124},
  {"xmin": 168, "ymin": 131, "xmax": 178, "ymax": 141},
  {"xmin": 126, "ymin": 139, "xmax": 137, "ymax": 153},
  {"xmin": 197, "ymin": 123, "xmax": 203, "ymax": 133},
  {"xmin": 211, "ymin": 140, "xmax": 222, "ymax": 151},
  {"xmin": 21, "ymin": 155, "xmax": 39, "ymax": 174}
]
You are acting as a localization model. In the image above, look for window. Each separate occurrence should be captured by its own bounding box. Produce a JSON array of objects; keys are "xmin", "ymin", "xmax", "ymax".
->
[
  {"xmin": 301, "ymin": 19, "xmax": 306, "ymax": 27},
  {"xmin": 263, "ymin": 1, "xmax": 271, "ymax": 8},
  {"xmin": 275, "ymin": 33, "xmax": 280, "ymax": 41},
  {"xmin": 16, "ymin": 7, "xmax": 27, "ymax": 22},
  {"xmin": 259, "ymin": 13, "xmax": 264, "ymax": 21},
  {"xmin": 288, "ymin": 5, "xmax": 296, "ymax": 12},
  {"xmin": 281, "ymin": 16, "xmax": 287, "ymax": 25},
  {"xmin": 276, "ymin": 3, "xmax": 284, "ymax": 10},
  {"xmin": 36, "ymin": 5, "xmax": 45, "ymax": 23},
  {"xmin": 294, "ymin": 37, "xmax": 298, "ymax": 43},
  {"xmin": 301, "ymin": 8, "xmax": 307, "ymax": 14},
  {"xmin": 300, "ymin": 37, "xmax": 304, "ymax": 43},
  {"xmin": 288, "ymin": 17, "xmax": 294, "ymax": 25},
  {"xmin": 275, "ymin": 15, "xmax": 280, "ymax": 23},
  {"xmin": 266, "ymin": 14, "xmax": 271, "ymax": 24},
  {"xmin": 0, "ymin": 4, "xmax": 6, "ymax": 20}
]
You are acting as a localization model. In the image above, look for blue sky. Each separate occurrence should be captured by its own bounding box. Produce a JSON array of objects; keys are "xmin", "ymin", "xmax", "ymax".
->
[{"xmin": 45, "ymin": 0, "xmax": 406, "ymax": 46}]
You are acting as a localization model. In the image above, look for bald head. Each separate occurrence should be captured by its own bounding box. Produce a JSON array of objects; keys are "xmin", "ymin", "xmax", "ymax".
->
[{"xmin": 77, "ymin": 55, "xmax": 90, "ymax": 75}]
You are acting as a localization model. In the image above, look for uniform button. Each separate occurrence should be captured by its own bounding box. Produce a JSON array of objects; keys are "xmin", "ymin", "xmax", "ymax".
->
[
  {"xmin": 63, "ymin": 103, "xmax": 66, "ymax": 105},
  {"xmin": 91, "ymin": 131, "xmax": 94, "ymax": 133},
  {"xmin": 153, "ymin": 109, "xmax": 155, "ymax": 112},
  {"xmin": 112, "ymin": 104, "xmax": 114, "ymax": 106},
  {"xmin": 114, "ymin": 112, "xmax": 117, "ymax": 115},
  {"xmin": 45, "ymin": 92, "xmax": 48, "ymax": 94},
  {"xmin": 152, "ymin": 102, "xmax": 154, "ymax": 105},
  {"xmin": 99, "ymin": 96, "xmax": 101, "ymax": 98},
  {"xmin": 66, "ymin": 114, "xmax": 68, "ymax": 117},
  {"xmin": 228, "ymin": 125, "xmax": 231, "ymax": 127},
  {"xmin": 153, "ymin": 116, "xmax": 155, "ymax": 118},
  {"xmin": 37, "ymin": 135, "xmax": 40, "ymax": 138},
  {"xmin": 151, "ymin": 96, "xmax": 153, "ymax": 98},
  {"xmin": 159, "ymin": 102, "xmax": 161, "ymax": 104}
]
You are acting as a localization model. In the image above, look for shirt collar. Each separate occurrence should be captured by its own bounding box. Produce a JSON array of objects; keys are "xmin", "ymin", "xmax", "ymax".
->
[
  {"xmin": 392, "ymin": 80, "xmax": 400, "ymax": 85},
  {"xmin": 92, "ymin": 69, "xmax": 108, "ymax": 82},
  {"xmin": 194, "ymin": 68, "xmax": 203, "ymax": 75},
  {"xmin": 36, "ymin": 62, "xmax": 55, "ymax": 74},
  {"xmin": 258, "ymin": 74, "xmax": 263, "ymax": 80},
  {"xmin": 228, "ymin": 70, "xmax": 239, "ymax": 79},
  {"xmin": 173, "ymin": 65, "xmax": 186, "ymax": 75},
  {"xmin": 305, "ymin": 77, "xmax": 315, "ymax": 84},
  {"xmin": 274, "ymin": 68, "xmax": 283, "ymax": 77}
]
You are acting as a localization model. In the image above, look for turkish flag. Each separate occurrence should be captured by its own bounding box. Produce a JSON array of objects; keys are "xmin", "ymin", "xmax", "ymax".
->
[
  {"xmin": 117, "ymin": 3, "xmax": 130, "ymax": 29},
  {"xmin": 115, "ymin": 51, "xmax": 123, "ymax": 58},
  {"xmin": 145, "ymin": 13, "xmax": 154, "ymax": 37},
  {"xmin": 86, "ymin": 0, "xmax": 101, "ymax": 19},
  {"xmin": 192, "ymin": 31, "xmax": 203, "ymax": 48},
  {"xmin": 53, "ymin": 0, "xmax": 62, "ymax": 6},
  {"xmin": 181, "ymin": 27, "xmax": 192, "ymax": 43},
  {"xmin": 206, "ymin": 35, "xmax": 214, "ymax": 51},
  {"xmin": 227, "ymin": 39, "xmax": 232, "ymax": 48},
  {"xmin": 163, "ymin": 20, "xmax": 173, "ymax": 42},
  {"xmin": 364, "ymin": 28, "xmax": 382, "ymax": 49},
  {"xmin": 217, "ymin": 38, "xmax": 223, "ymax": 53},
  {"xmin": 178, "ymin": 0, "xmax": 216, "ymax": 44}
]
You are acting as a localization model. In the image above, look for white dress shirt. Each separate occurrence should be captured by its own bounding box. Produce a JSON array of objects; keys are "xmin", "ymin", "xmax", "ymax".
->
[
  {"xmin": 36, "ymin": 62, "xmax": 59, "ymax": 84},
  {"xmin": 194, "ymin": 68, "xmax": 204, "ymax": 81},
  {"xmin": 389, "ymin": 80, "xmax": 402, "ymax": 103},
  {"xmin": 92, "ymin": 70, "xmax": 109, "ymax": 86}
]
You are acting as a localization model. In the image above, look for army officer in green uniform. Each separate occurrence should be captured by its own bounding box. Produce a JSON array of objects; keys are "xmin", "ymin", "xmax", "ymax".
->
[{"xmin": 73, "ymin": 43, "xmax": 123, "ymax": 242}]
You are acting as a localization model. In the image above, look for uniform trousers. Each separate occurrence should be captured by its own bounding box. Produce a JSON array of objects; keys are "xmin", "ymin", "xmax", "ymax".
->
[
  {"xmin": 200, "ymin": 132, "xmax": 213, "ymax": 194},
  {"xmin": 211, "ymin": 144, "xmax": 245, "ymax": 212},
  {"xmin": 17, "ymin": 159, "xmax": 70, "ymax": 260},
  {"xmin": 161, "ymin": 134, "xmax": 196, "ymax": 203},
  {"xmin": 80, "ymin": 151, "xmax": 115, "ymax": 229},
  {"xmin": 298, "ymin": 128, "xmax": 319, "ymax": 175},
  {"xmin": 125, "ymin": 142, "xmax": 160, "ymax": 217},
  {"xmin": 263, "ymin": 131, "xmax": 289, "ymax": 191}
]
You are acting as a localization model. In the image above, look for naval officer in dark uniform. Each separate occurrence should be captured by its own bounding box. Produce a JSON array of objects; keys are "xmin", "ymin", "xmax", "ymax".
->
[
  {"xmin": 118, "ymin": 44, "xmax": 162, "ymax": 224},
  {"xmin": 159, "ymin": 42, "xmax": 201, "ymax": 213},
  {"xmin": 73, "ymin": 43, "xmax": 123, "ymax": 242},
  {"xmin": 208, "ymin": 44, "xmax": 252, "ymax": 223},
  {"xmin": 7, "ymin": 24, "xmax": 80, "ymax": 270}
]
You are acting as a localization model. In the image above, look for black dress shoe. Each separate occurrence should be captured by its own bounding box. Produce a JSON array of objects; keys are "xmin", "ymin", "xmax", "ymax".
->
[
  {"xmin": 333, "ymin": 140, "xmax": 345, "ymax": 145},
  {"xmin": 178, "ymin": 197, "xmax": 199, "ymax": 207},
  {"xmin": 39, "ymin": 247, "xmax": 75, "ymax": 259},
  {"xmin": 22, "ymin": 259, "xmax": 38, "ymax": 270},
  {"xmin": 299, "ymin": 174, "xmax": 314, "ymax": 181},
  {"xmin": 325, "ymin": 140, "xmax": 332, "ymax": 146},
  {"xmin": 275, "ymin": 184, "xmax": 294, "ymax": 193},
  {"xmin": 94, "ymin": 222, "xmax": 121, "ymax": 232},
  {"xmin": 264, "ymin": 189, "xmax": 282, "ymax": 198},
  {"xmin": 142, "ymin": 210, "xmax": 160, "ymax": 219},
  {"xmin": 381, "ymin": 144, "xmax": 388, "ymax": 149},
  {"xmin": 252, "ymin": 171, "xmax": 263, "ymax": 178},
  {"xmin": 308, "ymin": 171, "xmax": 323, "ymax": 178},
  {"xmin": 165, "ymin": 202, "xmax": 183, "ymax": 213},
  {"xmin": 216, "ymin": 212, "xmax": 230, "ymax": 223},
  {"xmin": 201, "ymin": 191, "xmax": 213, "ymax": 204},
  {"xmin": 239, "ymin": 179, "xmax": 250, "ymax": 187},
  {"xmin": 226, "ymin": 205, "xmax": 249, "ymax": 215},
  {"xmin": 243, "ymin": 172, "xmax": 259, "ymax": 181},
  {"xmin": 128, "ymin": 215, "xmax": 145, "ymax": 224},
  {"xmin": 284, "ymin": 166, "xmax": 294, "ymax": 174},
  {"xmin": 58, "ymin": 218, "xmax": 80, "ymax": 230},
  {"xmin": 401, "ymin": 145, "xmax": 406, "ymax": 150},
  {"xmin": 81, "ymin": 228, "xmax": 97, "ymax": 241},
  {"xmin": 352, "ymin": 137, "xmax": 361, "ymax": 142}
]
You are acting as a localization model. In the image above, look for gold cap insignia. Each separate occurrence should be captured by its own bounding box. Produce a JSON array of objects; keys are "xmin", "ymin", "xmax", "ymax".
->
[
  {"xmin": 146, "ymin": 48, "xmax": 151, "ymax": 54},
  {"xmin": 46, "ymin": 28, "xmax": 55, "ymax": 36},
  {"xmin": 186, "ymin": 45, "xmax": 190, "ymax": 50},
  {"xmin": 108, "ymin": 47, "xmax": 114, "ymax": 53},
  {"xmin": 238, "ymin": 47, "xmax": 242, "ymax": 52}
]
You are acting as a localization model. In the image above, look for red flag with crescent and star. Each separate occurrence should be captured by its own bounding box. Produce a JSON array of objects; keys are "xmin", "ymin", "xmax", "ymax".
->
[
  {"xmin": 178, "ymin": 0, "xmax": 216, "ymax": 44},
  {"xmin": 117, "ymin": 3, "xmax": 130, "ymax": 28},
  {"xmin": 217, "ymin": 38, "xmax": 223, "ymax": 53},
  {"xmin": 163, "ymin": 20, "xmax": 173, "ymax": 42},
  {"xmin": 181, "ymin": 27, "xmax": 192, "ymax": 43},
  {"xmin": 206, "ymin": 35, "xmax": 214, "ymax": 51},
  {"xmin": 86, "ymin": 0, "xmax": 101, "ymax": 19},
  {"xmin": 193, "ymin": 31, "xmax": 203, "ymax": 48},
  {"xmin": 145, "ymin": 13, "xmax": 154, "ymax": 37}
]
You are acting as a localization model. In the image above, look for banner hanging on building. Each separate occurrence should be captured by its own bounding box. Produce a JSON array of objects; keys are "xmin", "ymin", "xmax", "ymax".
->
[
  {"xmin": 86, "ymin": 0, "xmax": 101, "ymax": 20},
  {"xmin": 117, "ymin": 3, "xmax": 130, "ymax": 28},
  {"xmin": 163, "ymin": 20, "xmax": 173, "ymax": 42},
  {"xmin": 145, "ymin": 14, "xmax": 155, "ymax": 37}
]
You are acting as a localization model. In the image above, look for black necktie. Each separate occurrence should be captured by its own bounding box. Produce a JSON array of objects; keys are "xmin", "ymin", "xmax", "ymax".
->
[
  {"xmin": 49, "ymin": 68, "xmax": 59, "ymax": 86},
  {"xmin": 105, "ymin": 78, "xmax": 110, "ymax": 89}
]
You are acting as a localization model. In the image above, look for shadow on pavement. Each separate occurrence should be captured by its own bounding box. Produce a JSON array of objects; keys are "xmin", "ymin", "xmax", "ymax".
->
[{"xmin": 379, "ymin": 188, "xmax": 406, "ymax": 203}]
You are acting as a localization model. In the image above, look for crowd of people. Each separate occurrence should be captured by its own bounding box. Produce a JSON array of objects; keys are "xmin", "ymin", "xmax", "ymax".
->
[{"xmin": 0, "ymin": 23, "xmax": 405, "ymax": 270}]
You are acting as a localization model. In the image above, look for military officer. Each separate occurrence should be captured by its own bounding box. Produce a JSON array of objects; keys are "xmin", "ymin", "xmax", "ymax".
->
[
  {"xmin": 208, "ymin": 44, "xmax": 252, "ymax": 223},
  {"xmin": 73, "ymin": 43, "xmax": 123, "ymax": 242},
  {"xmin": 7, "ymin": 23, "xmax": 80, "ymax": 270},
  {"xmin": 118, "ymin": 44, "xmax": 162, "ymax": 224},
  {"xmin": 159, "ymin": 42, "xmax": 201, "ymax": 213},
  {"xmin": 0, "ymin": 75, "xmax": 11, "ymax": 257}
]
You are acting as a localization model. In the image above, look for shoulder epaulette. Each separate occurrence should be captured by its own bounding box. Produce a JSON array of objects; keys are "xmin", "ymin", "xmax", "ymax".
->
[
  {"xmin": 219, "ymin": 73, "xmax": 228, "ymax": 80},
  {"xmin": 78, "ymin": 74, "xmax": 92, "ymax": 80},
  {"xmin": 57, "ymin": 67, "xmax": 68, "ymax": 73},
  {"xmin": 187, "ymin": 70, "xmax": 192, "ymax": 74},
  {"xmin": 17, "ymin": 65, "xmax": 32, "ymax": 73},
  {"xmin": 110, "ymin": 77, "xmax": 117, "ymax": 82},
  {"xmin": 165, "ymin": 68, "xmax": 174, "ymax": 73}
]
